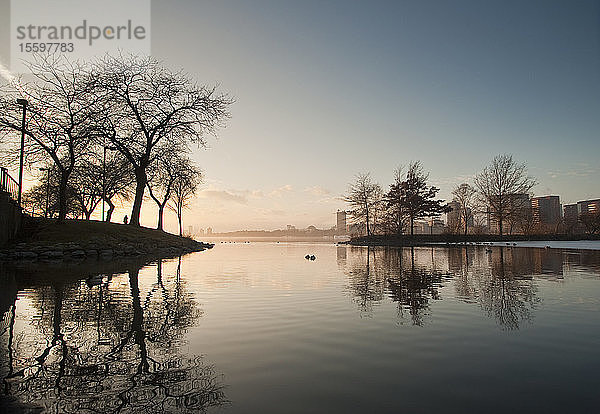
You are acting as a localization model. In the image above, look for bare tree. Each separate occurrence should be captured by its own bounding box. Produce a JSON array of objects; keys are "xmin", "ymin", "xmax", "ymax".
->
[
  {"xmin": 168, "ymin": 164, "xmax": 202, "ymax": 236},
  {"xmin": 22, "ymin": 164, "xmax": 81, "ymax": 218},
  {"xmin": 580, "ymin": 212, "xmax": 600, "ymax": 234},
  {"xmin": 71, "ymin": 159, "xmax": 103, "ymax": 220},
  {"xmin": 474, "ymin": 154, "xmax": 537, "ymax": 236},
  {"xmin": 343, "ymin": 173, "xmax": 382, "ymax": 236},
  {"xmin": 100, "ymin": 151, "xmax": 135, "ymax": 222},
  {"xmin": 147, "ymin": 146, "xmax": 193, "ymax": 231},
  {"xmin": 451, "ymin": 183, "xmax": 477, "ymax": 235},
  {"xmin": 511, "ymin": 204, "xmax": 536, "ymax": 235},
  {"xmin": 369, "ymin": 185, "xmax": 385, "ymax": 235},
  {"xmin": 90, "ymin": 54, "xmax": 232, "ymax": 226},
  {"xmin": 0, "ymin": 56, "xmax": 98, "ymax": 221}
]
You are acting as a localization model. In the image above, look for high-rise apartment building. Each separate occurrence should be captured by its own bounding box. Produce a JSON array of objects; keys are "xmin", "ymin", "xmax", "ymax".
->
[
  {"xmin": 531, "ymin": 196, "xmax": 561, "ymax": 225},
  {"xmin": 336, "ymin": 210, "xmax": 347, "ymax": 234},
  {"xmin": 577, "ymin": 199, "xmax": 600, "ymax": 215}
]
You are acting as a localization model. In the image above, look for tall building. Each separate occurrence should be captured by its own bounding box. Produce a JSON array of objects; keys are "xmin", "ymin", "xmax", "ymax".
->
[
  {"xmin": 446, "ymin": 201, "xmax": 461, "ymax": 230},
  {"xmin": 429, "ymin": 218, "xmax": 445, "ymax": 235},
  {"xmin": 336, "ymin": 210, "xmax": 347, "ymax": 234},
  {"xmin": 563, "ymin": 204, "xmax": 578, "ymax": 225},
  {"xmin": 446, "ymin": 201, "xmax": 473, "ymax": 233},
  {"xmin": 487, "ymin": 193, "xmax": 531, "ymax": 234},
  {"xmin": 564, "ymin": 199, "xmax": 600, "ymax": 225},
  {"xmin": 531, "ymin": 195, "xmax": 561, "ymax": 225},
  {"xmin": 413, "ymin": 219, "xmax": 445, "ymax": 234},
  {"xmin": 577, "ymin": 199, "xmax": 600, "ymax": 215}
]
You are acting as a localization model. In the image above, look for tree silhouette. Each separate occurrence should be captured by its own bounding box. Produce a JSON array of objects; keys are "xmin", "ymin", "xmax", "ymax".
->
[
  {"xmin": 22, "ymin": 165, "xmax": 81, "ymax": 218},
  {"xmin": 146, "ymin": 146, "xmax": 189, "ymax": 231},
  {"xmin": 451, "ymin": 183, "xmax": 477, "ymax": 235},
  {"xmin": 474, "ymin": 154, "xmax": 536, "ymax": 236},
  {"xmin": 168, "ymin": 163, "xmax": 202, "ymax": 236},
  {"xmin": 0, "ymin": 55, "xmax": 99, "ymax": 221},
  {"xmin": 383, "ymin": 167, "xmax": 407, "ymax": 235},
  {"xmin": 396, "ymin": 161, "xmax": 449, "ymax": 236},
  {"xmin": 90, "ymin": 54, "xmax": 232, "ymax": 227},
  {"xmin": 344, "ymin": 173, "xmax": 382, "ymax": 236}
]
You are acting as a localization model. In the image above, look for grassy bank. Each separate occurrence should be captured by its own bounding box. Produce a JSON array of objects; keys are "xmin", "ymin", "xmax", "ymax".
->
[
  {"xmin": 1, "ymin": 217, "xmax": 212, "ymax": 261},
  {"xmin": 349, "ymin": 233, "xmax": 600, "ymax": 247}
]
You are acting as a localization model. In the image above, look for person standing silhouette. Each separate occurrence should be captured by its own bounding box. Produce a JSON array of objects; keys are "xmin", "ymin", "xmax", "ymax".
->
[{"xmin": 123, "ymin": 215, "xmax": 128, "ymax": 224}]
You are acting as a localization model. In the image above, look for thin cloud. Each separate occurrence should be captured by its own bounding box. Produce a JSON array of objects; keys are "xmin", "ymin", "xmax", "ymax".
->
[
  {"xmin": 199, "ymin": 190, "xmax": 248, "ymax": 204},
  {"xmin": 547, "ymin": 167, "xmax": 599, "ymax": 179},
  {"xmin": 269, "ymin": 184, "xmax": 293, "ymax": 197},
  {"xmin": 304, "ymin": 186, "xmax": 331, "ymax": 196},
  {"xmin": 433, "ymin": 174, "xmax": 476, "ymax": 187},
  {"xmin": 254, "ymin": 208, "xmax": 286, "ymax": 216}
]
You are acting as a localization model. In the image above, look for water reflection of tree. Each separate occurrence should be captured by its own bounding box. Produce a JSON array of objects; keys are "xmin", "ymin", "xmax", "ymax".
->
[
  {"xmin": 2, "ymin": 256, "xmax": 228, "ymax": 413},
  {"xmin": 343, "ymin": 247, "xmax": 449, "ymax": 326},
  {"xmin": 448, "ymin": 247, "xmax": 541, "ymax": 330},
  {"xmin": 341, "ymin": 245, "xmax": 551, "ymax": 330},
  {"xmin": 344, "ymin": 247, "xmax": 386, "ymax": 315},
  {"xmin": 385, "ymin": 248, "xmax": 449, "ymax": 326},
  {"xmin": 448, "ymin": 247, "xmax": 478, "ymax": 302},
  {"xmin": 475, "ymin": 248, "xmax": 540, "ymax": 330}
]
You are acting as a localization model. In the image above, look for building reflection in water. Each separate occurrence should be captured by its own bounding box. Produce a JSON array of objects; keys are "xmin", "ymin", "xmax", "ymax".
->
[
  {"xmin": 340, "ymin": 245, "xmax": 600, "ymax": 330},
  {"xmin": 0, "ymin": 256, "xmax": 228, "ymax": 413}
]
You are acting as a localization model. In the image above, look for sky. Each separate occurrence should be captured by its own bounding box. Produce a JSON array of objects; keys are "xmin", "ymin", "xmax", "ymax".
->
[{"xmin": 1, "ymin": 0, "xmax": 599, "ymax": 233}]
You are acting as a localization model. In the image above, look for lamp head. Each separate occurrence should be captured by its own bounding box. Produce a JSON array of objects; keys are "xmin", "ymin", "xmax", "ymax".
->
[{"xmin": 16, "ymin": 98, "xmax": 28, "ymax": 106}]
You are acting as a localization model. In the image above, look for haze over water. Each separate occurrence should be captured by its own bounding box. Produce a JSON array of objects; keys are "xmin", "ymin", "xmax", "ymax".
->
[{"xmin": 1, "ymin": 243, "xmax": 600, "ymax": 413}]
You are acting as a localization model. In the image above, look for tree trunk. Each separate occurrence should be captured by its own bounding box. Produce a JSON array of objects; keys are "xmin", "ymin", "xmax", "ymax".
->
[
  {"xmin": 57, "ymin": 170, "xmax": 70, "ymax": 222},
  {"xmin": 410, "ymin": 217, "xmax": 414, "ymax": 236},
  {"xmin": 498, "ymin": 217, "xmax": 503, "ymax": 237},
  {"xmin": 157, "ymin": 205, "xmax": 164, "ymax": 231},
  {"xmin": 105, "ymin": 198, "xmax": 115, "ymax": 222},
  {"xmin": 396, "ymin": 208, "xmax": 403, "ymax": 236},
  {"xmin": 130, "ymin": 168, "xmax": 147, "ymax": 226},
  {"xmin": 177, "ymin": 209, "xmax": 183, "ymax": 236}
]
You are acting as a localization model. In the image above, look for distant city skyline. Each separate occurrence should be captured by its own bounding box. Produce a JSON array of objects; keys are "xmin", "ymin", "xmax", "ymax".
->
[{"xmin": 1, "ymin": 0, "xmax": 598, "ymax": 233}]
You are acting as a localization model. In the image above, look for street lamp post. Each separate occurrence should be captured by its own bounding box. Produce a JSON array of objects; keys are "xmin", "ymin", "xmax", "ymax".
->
[
  {"xmin": 16, "ymin": 98, "xmax": 28, "ymax": 207},
  {"xmin": 101, "ymin": 145, "xmax": 117, "ymax": 222},
  {"xmin": 39, "ymin": 167, "xmax": 50, "ymax": 218}
]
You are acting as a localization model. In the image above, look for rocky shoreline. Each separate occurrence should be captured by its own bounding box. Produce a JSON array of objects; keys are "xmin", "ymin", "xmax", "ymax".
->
[
  {"xmin": 1, "ymin": 217, "xmax": 215, "ymax": 262},
  {"xmin": 0, "ymin": 239, "xmax": 213, "ymax": 262}
]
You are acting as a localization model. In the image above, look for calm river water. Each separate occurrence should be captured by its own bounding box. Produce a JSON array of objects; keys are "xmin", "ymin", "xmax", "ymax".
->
[{"xmin": 1, "ymin": 243, "xmax": 600, "ymax": 413}]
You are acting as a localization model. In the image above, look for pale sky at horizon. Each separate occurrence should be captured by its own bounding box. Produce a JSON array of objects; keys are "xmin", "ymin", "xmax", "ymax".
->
[{"xmin": 1, "ymin": 0, "xmax": 599, "ymax": 233}]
